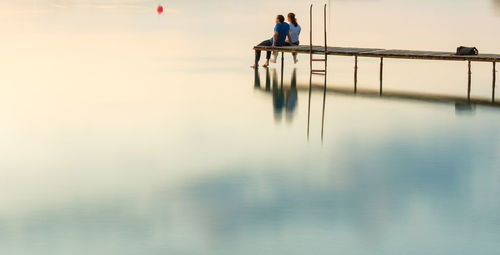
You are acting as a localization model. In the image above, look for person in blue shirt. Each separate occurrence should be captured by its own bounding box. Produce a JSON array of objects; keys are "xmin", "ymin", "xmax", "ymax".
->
[{"xmin": 251, "ymin": 15, "xmax": 291, "ymax": 68}]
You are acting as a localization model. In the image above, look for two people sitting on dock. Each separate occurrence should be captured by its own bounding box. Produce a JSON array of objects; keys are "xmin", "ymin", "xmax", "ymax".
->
[
  {"xmin": 252, "ymin": 15, "xmax": 292, "ymax": 68},
  {"xmin": 271, "ymin": 13, "xmax": 301, "ymax": 64}
]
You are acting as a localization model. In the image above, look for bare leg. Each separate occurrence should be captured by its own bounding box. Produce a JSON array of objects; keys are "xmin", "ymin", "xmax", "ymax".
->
[
  {"xmin": 263, "ymin": 59, "xmax": 270, "ymax": 67},
  {"xmin": 252, "ymin": 40, "xmax": 272, "ymax": 68},
  {"xmin": 251, "ymin": 49, "xmax": 261, "ymax": 68},
  {"xmin": 263, "ymin": 51, "xmax": 272, "ymax": 67}
]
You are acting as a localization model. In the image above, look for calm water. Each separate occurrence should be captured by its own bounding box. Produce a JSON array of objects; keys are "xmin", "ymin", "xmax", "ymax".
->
[{"xmin": 1, "ymin": 0, "xmax": 500, "ymax": 254}]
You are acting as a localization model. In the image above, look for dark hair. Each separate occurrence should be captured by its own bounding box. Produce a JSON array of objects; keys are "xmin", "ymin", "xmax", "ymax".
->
[
  {"xmin": 277, "ymin": 15, "xmax": 285, "ymax": 23},
  {"xmin": 288, "ymin": 13, "xmax": 298, "ymax": 27}
]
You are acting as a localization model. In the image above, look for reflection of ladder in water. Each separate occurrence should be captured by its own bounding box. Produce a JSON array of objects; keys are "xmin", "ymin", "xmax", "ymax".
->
[{"xmin": 307, "ymin": 4, "xmax": 329, "ymax": 142}]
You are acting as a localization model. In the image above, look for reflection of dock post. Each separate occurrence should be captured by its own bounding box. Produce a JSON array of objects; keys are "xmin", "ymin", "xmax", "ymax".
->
[
  {"xmin": 281, "ymin": 52, "xmax": 285, "ymax": 87},
  {"xmin": 493, "ymin": 61, "xmax": 496, "ymax": 103},
  {"xmin": 321, "ymin": 72, "xmax": 327, "ymax": 143},
  {"xmin": 254, "ymin": 68, "xmax": 261, "ymax": 88},
  {"xmin": 354, "ymin": 56, "xmax": 358, "ymax": 93},
  {"xmin": 379, "ymin": 57, "xmax": 384, "ymax": 96},
  {"xmin": 265, "ymin": 67, "xmax": 271, "ymax": 91},
  {"xmin": 468, "ymin": 60, "xmax": 472, "ymax": 101},
  {"xmin": 307, "ymin": 73, "xmax": 312, "ymax": 140}
]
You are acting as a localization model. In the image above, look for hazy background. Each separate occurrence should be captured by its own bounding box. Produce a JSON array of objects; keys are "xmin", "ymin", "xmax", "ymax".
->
[{"xmin": 0, "ymin": 1, "xmax": 499, "ymax": 254}]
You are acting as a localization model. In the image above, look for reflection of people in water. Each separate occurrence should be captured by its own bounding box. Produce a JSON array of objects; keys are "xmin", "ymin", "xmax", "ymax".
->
[
  {"xmin": 253, "ymin": 68, "xmax": 298, "ymax": 122},
  {"xmin": 285, "ymin": 68, "xmax": 298, "ymax": 122},
  {"xmin": 253, "ymin": 67, "xmax": 271, "ymax": 91},
  {"xmin": 272, "ymin": 69, "xmax": 285, "ymax": 120}
]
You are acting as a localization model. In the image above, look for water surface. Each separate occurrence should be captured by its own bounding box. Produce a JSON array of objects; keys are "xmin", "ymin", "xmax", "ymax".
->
[{"xmin": 0, "ymin": 0, "xmax": 499, "ymax": 254}]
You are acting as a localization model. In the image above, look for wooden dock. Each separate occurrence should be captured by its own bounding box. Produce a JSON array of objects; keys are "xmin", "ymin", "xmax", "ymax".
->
[
  {"xmin": 253, "ymin": 45, "xmax": 500, "ymax": 62},
  {"xmin": 253, "ymin": 45, "xmax": 498, "ymax": 102}
]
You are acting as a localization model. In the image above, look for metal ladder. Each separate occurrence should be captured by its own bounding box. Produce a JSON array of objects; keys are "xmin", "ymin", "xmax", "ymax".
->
[
  {"xmin": 307, "ymin": 4, "xmax": 329, "ymax": 142},
  {"xmin": 309, "ymin": 4, "xmax": 328, "ymax": 74}
]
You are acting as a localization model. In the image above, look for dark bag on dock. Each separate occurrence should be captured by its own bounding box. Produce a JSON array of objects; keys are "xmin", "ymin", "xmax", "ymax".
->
[{"xmin": 456, "ymin": 46, "xmax": 478, "ymax": 56}]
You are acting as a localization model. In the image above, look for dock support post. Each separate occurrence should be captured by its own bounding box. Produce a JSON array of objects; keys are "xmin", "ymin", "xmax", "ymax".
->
[
  {"xmin": 467, "ymin": 61, "xmax": 472, "ymax": 101},
  {"xmin": 379, "ymin": 57, "xmax": 384, "ymax": 96},
  {"xmin": 354, "ymin": 56, "xmax": 358, "ymax": 93},
  {"xmin": 493, "ymin": 62, "xmax": 496, "ymax": 103}
]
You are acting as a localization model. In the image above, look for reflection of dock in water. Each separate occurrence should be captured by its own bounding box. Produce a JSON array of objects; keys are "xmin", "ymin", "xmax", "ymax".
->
[
  {"xmin": 252, "ymin": 66, "xmax": 499, "ymax": 143},
  {"xmin": 255, "ymin": 69, "xmax": 500, "ymax": 108},
  {"xmin": 298, "ymin": 83, "xmax": 500, "ymax": 108},
  {"xmin": 254, "ymin": 68, "xmax": 500, "ymax": 108}
]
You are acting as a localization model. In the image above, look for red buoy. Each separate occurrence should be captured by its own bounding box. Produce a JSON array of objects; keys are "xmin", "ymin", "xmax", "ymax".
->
[{"xmin": 157, "ymin": 5, "xmax": 164, "ymax": 14}]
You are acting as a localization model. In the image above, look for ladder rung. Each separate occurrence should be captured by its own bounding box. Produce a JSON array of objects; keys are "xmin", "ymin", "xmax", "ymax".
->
[
  {"xmin": 312, "ymin": 58, "xmax": 326, "ymax": 61},
  {"xmin": 312, "ymin": 69, "xmax": 326, "ymax": 72},
  {"xmin": 311, "ymin": 72, "xmax": 326, "ymax": 76}
]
